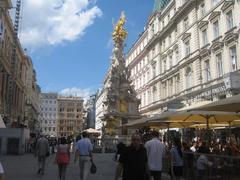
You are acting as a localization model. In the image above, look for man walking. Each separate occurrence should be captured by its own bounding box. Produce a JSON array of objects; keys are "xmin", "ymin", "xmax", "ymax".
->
[
  {"xmin": 145, "ymin": 131, "xmax": 165, "ymax": 180},
  {"xmin": 114, "ymin": 133, "xmax": 150, "ymax": 180},
  {"xmin": 74, "ymin": 132, "xmax": 93, "ymax": 180},
  {"xmin": 35, "ymin": 134, "xmax": 49, "ymax": 175}
]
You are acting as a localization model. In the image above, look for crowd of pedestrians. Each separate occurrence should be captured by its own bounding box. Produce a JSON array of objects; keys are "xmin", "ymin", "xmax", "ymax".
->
[
  {"xmin": 32, "ymin": 132, "xmax": 94, "ymax": 180},
  {"xmin": 114, "ymin": 131, "xmax": 240, "ymax": 180}
]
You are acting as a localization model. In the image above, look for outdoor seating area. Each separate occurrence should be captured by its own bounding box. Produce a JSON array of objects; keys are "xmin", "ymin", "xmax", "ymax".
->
[{"xmin": 122, "ymin": 97, "xmax": 240, "ymax": 179}]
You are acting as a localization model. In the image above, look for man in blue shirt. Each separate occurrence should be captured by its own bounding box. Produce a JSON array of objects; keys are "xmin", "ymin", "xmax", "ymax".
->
[{"xmin": 74, "ymin": 132, "xmax": 93, "ymax": 180}]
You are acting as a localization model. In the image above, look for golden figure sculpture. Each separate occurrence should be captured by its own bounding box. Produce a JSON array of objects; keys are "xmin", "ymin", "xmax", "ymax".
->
[{"xmin": 112, "ymin": 11, "xmax": 127, "ymax": 43}]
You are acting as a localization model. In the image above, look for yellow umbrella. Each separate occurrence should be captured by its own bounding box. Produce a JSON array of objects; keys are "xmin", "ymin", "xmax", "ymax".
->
[{"xmin": 170, "ymin": 110, "xmax": 240, "ymax": 126}]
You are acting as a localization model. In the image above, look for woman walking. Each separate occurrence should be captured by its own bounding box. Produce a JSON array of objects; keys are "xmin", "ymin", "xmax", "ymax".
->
[
  {"xmin": 170, "ymin": 138, "xmax": 183, "ymax": 180},
  {"xmin": 55, "ymin": 137, "xmax": 70, "ymax": 180}
]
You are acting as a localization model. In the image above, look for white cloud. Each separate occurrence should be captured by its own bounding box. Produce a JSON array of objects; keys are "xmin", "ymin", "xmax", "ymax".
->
[
  {"xmin": 59, "ymin": 87, "xmax": 94, "ymax": 101},
  {"xmin": 14, "ymin": 0, "xmax": 102, "ymax": 48}
]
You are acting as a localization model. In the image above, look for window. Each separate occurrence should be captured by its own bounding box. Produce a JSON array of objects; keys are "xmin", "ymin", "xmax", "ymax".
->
[
  {"xmin": 200, "ymin": 3, "xmax": 206, "ymax": 16},
  {"xmin": 230, "ymin": 46, "xmax": 237, "ymax": 71},
  {"xmin": 186, "ymin": 67, "xmax": 192, "ymax": 89},
  {"xmin": 163, "ymin": 59, "xmax": 167, "ymax": 72},
  {"xmin": 151, "ymin": 23, "xmax": 154, "ymax": 35},
  {"xmin": 143, "ymin": 93, "xmax": 146, "ymax": 106},
  {"xmin": 202, "ymin": 29, "xmax": 208, "ymax": 46},
  {"xmin": 152, "ymin": 64, "xmax": 156, "ymax": 78},
  {"xmin": 183, "ymin": 17, "xmax": 189, "ymax": 30},
  {"xmin": 185, "ymin": 40, "xmax": 190, "ymax": 56},
  {"xmin": 169, "ymin": 79, "xmax": 173, "ymax": 96},
  {"xmin": 226, "ymin": 10, "xmax": 233, "ymax": 31},
  {"xmin": 147, "ymin": 90, "xmax": 151, "ymax": 103},
  {"xmin": 175, "ymin": 49, "xmax": 179, "ymax": 64},
  {"xmin": 152, "ymin": 48, "xmax": 155, "ymax": 59},
  {"xmin": 204, "ymin": 60, "xmax": 211, "ymax": 82},
  {"xmin": 169, "ymin": 35, "xmax": 172, "ymax": 45},
  {"xmin": 169, "ymin": 55, "xmax": 173, "ymax": 68},
  {"xmin": 216, "ymin": 53, "xmax": 223, "ymax": 77},
  {"xmin": 153, "ymin": 86, "xmax": 157, "ymax": 101},
  {"xmin": 175, "ymin": 28, "xmax": 178, "ymax": 39},
  {"xmin": 175, "ymin": 75, "xmax": 180, "ymax": 93},
  {"xmin": 162, "ymin": 82, "xmax": 167, "ymax": 98},
  {"xmin": 213, "ymin": 21, "xmax": 219, "ymax": 39}
]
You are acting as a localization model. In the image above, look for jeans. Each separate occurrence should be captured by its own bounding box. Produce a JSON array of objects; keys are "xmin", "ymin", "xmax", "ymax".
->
[{"xmin": 79, "ymin": 156, "xmax": 91, "ymax": 180}]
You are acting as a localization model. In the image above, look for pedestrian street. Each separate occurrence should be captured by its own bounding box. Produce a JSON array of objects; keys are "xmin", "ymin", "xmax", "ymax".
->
[{"xmin": 1, "ymin": 153, "xmax": 117, "ymax": 180}]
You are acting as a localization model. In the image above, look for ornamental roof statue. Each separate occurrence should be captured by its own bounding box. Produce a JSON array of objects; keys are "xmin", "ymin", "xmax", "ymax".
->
[{"xmin": 112, "ymin": 11, "xmax": 127, "ymax": 44}]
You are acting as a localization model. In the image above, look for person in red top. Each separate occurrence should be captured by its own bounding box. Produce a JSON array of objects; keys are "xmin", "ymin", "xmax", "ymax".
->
[{"xmin": 55, "ymin": 137, "xmax": 70, "ymax": 180}]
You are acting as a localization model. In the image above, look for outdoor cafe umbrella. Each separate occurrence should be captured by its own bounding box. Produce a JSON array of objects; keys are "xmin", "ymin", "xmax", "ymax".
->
[
  {"xmin": 122, "ymin": 110, "xmax": 179, "ymax": 128},
  {"xmin": 168, "ymin": 110, "xmax": 240, "ymax": 142},
  {"xmin": 169, "ymin": 110, "xmax": 240, "ymax": 127}
]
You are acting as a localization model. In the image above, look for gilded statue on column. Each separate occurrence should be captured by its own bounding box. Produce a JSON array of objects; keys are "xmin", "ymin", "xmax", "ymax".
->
[{"xmin": 112, "ymin": 11, "xmax": 127, "ymax": 44}]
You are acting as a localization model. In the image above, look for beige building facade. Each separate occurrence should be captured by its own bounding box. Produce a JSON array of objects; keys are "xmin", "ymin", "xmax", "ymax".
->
[
  {"xmin": 58, "ymin": 96, "xmax": 84, "ymax": 137},
  {"xmin": 0, "ymin": 0, "xmax": 40, "ymax": 127},
  {"xmin": 39, "ymin": 93, "xmax": 58, "ymax": 137},
  {"xmin": 126, "ymin": 0, "xmax": 240, "ymax": 115}
]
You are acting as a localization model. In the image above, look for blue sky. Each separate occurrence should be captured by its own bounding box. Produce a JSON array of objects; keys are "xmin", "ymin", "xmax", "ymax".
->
[{"xmin": 16, "ymin": 0, "xmax": 153, "ymax": 98}]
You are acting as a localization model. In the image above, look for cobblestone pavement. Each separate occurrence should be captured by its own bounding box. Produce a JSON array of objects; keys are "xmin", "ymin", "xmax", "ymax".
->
[{"xmin": 1, "ymin": 153, "xmax": 171, "ymax": 180}]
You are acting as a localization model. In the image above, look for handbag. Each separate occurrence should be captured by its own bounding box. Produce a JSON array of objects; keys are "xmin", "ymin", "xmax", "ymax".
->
[{"xmin": 90, "ymin": 160, "xmax": 97, "ymax": 174}]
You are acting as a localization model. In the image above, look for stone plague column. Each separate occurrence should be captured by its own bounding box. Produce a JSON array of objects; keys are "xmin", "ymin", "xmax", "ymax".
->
[{"xmin": 102, "ymin": 12, "xmax": 140, "ymax": 138}]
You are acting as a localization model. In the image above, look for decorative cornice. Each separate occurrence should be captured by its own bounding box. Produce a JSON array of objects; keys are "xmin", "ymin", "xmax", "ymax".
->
[
  {"xmin": 151, "ymin": 60, "xmax": 157, "ymax": 65},
  {"xmin": 208, "ymin": 11, "xmax": 221, "ymax": 22},
  {"xmin": 210, "ymin": 40, "xmax": 224, "ymax": 52},
  {"xmin": 198, "ymin": 21, "xmax": 209, "ymax": 30},
  {"xmin": 181, "ymin": 33, "xmax": 191, "ymax": 42},
  {"xmin": 221, "ymin": 0, "xmax": 235, "ymax": 12},
  {"xmin": 167, "ymin": 49, "xmax": 173, "ymax": 55},
  {"xmin": 200, "ymin": 45, "xmax": 211, "ymax": 58},
  {"xmin": 161, "ymin": 53, "xmax": 167, "ymax": 59},
  {"xmin": 173, "ymin": 44, "xmax": 178, "ymax": 50},
  {"xmin": 223, "ymin": 31, "xmax": 239, "ymax": 46}
]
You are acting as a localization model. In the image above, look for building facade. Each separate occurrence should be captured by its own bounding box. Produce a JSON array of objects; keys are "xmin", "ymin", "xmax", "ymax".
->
[
  {"xmin": 95, "ymin": 89, "xmax": 107, "ymax": 131},
  {"xmin": 57, "ymin": 96, "xmax": 84, "ymax": 137},
  {"xmin": 39, "ymin": 93, "xmax": 58, "ymax": 137},
  {"xmin": 0, "ymin": 0, "xmax": 40, "ymax": 127},
  {"xmin": 85, "ymin": 94, "xmax": 97, "ymax": 129},
  {"xmin": 126, "ymin": 0, "xmax": 240, "ymax": 115},
  {"xmin": 24, "ymin": 57, "xmax": 41, "ymax": 133}
]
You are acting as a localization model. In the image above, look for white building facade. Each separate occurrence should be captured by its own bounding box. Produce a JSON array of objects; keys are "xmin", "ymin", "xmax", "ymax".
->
[
  {"xmin": 126, "ymin": 0, "xmax": 240, "ymax": 115},
  {"xmin": 95, "ymin": 89, "xmax": 107, "ymax": 131},
  {"xmin": 39, "ymin": 93, "xmax": 58, "ymax": 137}
]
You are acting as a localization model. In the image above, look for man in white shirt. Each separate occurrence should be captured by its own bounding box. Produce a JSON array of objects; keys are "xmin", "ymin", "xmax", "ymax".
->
[
  {"xmin": 145, "ymin": 131, "xmax": 165, "ymax": 180},
  {"xmin": 74, "ymin": 132, "xmax": 93, "ymax": 180}
]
